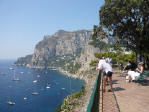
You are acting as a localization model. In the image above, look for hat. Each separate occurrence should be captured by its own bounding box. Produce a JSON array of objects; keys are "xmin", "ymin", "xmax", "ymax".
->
[{"xmin": 139, "ymin": 62, "xmax": 143, "ymax": 65}]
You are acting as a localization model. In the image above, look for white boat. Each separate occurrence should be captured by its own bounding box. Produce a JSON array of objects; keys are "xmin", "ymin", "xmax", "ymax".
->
[
  {"xmin": 32, "ymin": 92, "xmax": 39, "ymax": 95},
  {"xmin": 12, "ymin": 78, "xmax": 20, "ymax": 81},
  {"xmin": 46, "ymin": 83, "xmax": 50, "ymax": 89},
  {"xmin": 20, "ymin": 72, "xmax": 24, "ymax": 74},
  {"xmin": 46, "ymin": 86, "xmax": 50, "ymax": 89},
  {"xmin": 9, "ymin": 68, "xmax": 14, "ymax": 70},
  {"xmin": 24, "ymin": 97, "xmax": 27, "ymax": 100},
  {"xmin": 7, "ymin": 101, "xmax": 15, "ymax": 105},
  {"xmin": 37, "ymin": 75, "xmax": 40, "ymax": 78},
  {"xmin": 61, "ymin": 88, "xmax": 65, "ymax": 90},
  {"xmin": 12, "ymin": 70, "xmax": 20, "ymax": 81},
  {"xmin": 33, "ymin": 80, "xmax": 38, "ymax": 83}
]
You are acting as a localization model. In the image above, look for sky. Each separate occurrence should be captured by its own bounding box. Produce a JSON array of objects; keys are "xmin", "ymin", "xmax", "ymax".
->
[{"xmin": 0, "ymin": 0, "xmax": 105, "ymax": 59}]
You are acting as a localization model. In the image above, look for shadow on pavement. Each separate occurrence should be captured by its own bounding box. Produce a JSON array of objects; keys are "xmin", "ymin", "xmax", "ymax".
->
[
  {"xmin": 113, "ymin": 80, "xmax": 118, "ymax": 84},
  {"xmin": 113, "ymin": 87, "xmax": 125, "ymax": 91},
  {"xmin": 136, "ymin": 80, "xmax": 149, "ymax": 86}
]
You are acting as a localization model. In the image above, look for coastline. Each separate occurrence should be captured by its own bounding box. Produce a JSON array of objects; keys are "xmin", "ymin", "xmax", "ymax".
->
[
  {"xmin": 15, "ymin": 64, "xmax": 97, "ymax": 112},
  {"xmin": 57, "ymin": 67, "xmax": 97, "ymax": 112},
  {"xmin": 26, "ymin": 64, "xmax": 88, "ymax": 81}
]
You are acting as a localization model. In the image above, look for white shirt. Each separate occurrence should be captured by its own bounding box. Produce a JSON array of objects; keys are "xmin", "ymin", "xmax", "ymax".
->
[
  {"xmin": 105, "ymin": 58, "xmax": 110, "ymax": 63},
  {"xmin": 98, "ymin": 59, "xmax": 112, "ymax": 73}
]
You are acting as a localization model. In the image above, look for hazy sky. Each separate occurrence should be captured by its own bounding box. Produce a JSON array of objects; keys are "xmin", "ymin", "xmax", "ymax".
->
[{"xmin": 0, "ymin": 0, "xmax": 104, "ymax": 59}]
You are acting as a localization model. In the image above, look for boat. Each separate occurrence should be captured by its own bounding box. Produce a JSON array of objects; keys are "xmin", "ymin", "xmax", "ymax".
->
[
  {"xmin": 46, "ymin": 86, "xmax": 50, "ymax": 89},
  {"xmin": 24, "ymin": 97, "xmax": 27, "ymax": 100},
  {"xmin": 37, "ymin": 75, "xmax": 40, "ymax": 78},
  {"xmin": 33, "ymin": 80, "xmax": 38, "ymax": 83},
  {"xmin": 12, "ymin": 78, "xmax": 20, "ymax": 81},
  {"xmin": 61, "ymin": 88, "xmax": 65, "ymax": 90},
  {"xmin": 32, "ymin": 92, "xmax": 39, "ymax": 95},
  {"xmin": 7, "ymin": 101, "xmax": 15, "ymax": 105},
  {"xmin": 12, "ymin": 70, "xmax": 20, "ymax": 81},
  {"xmin": 20, "ymin": 72, "xmax": 24, "ymax": 74},
  {"xmin": 9, "ymin": 68, "xmax": 14, "ymax": 70},
  {"xmin": 46, "ymin": 83, "xmax": 50, "ymax": 89}
]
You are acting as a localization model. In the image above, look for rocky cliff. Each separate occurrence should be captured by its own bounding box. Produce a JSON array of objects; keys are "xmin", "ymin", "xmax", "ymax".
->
[
  {"xmin": 14, "ymin": 54, "xmax": 33, "ymax": 66},
  {"xmin": 15, "ymin": 30, "xmax": 93, "ymax": 68}
]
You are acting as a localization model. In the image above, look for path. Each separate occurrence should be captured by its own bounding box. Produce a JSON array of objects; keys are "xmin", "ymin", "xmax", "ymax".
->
[{"xmin": 102, "ymin": 70, "xmax": 149, "ymax": 112}]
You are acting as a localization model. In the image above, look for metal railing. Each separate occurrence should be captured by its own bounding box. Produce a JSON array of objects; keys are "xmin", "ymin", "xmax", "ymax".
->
[{"xmin": 86, "ymin": 70, "xmax": 102, "ymax": 112}]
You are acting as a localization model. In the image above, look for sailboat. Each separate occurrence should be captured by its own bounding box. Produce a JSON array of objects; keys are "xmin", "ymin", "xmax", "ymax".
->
[
  {"xmin": 12, "ymin": 70, "xmax": 20, "ymax": 81},
  {"xmin": 46, "ymin": 84, "xmax": 50, "ymax": 89}
]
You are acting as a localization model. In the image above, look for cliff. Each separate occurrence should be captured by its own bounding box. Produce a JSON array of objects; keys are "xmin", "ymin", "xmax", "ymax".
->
[
  {"xmin": 14, "ymin": 54, "xmax": 32, "ymax": 66},
  {"xmin": 15, "ymin": 30, "xmax": 93, "ymax": 68}
]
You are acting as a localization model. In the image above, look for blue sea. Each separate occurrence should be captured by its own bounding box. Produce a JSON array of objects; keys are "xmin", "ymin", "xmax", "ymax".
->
[{"xmin": 0, "ymin": 60, "xmax": 84, "ymax": 112}]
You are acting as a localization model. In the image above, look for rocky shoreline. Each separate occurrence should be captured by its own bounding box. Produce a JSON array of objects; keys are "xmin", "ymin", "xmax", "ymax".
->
[{"xmin": 57, "ymin": 67, "xmax": 97, "ymax": 112}]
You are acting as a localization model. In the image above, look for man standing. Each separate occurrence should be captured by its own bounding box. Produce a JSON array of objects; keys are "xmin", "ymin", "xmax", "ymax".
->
[{"xmin": 96, "ymin": 57, "xmax": 113, "ymax": 92}]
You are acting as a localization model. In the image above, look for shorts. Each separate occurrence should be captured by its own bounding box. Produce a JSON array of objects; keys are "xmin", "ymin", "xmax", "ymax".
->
[{"xmin": 103, "ymin": 71, "xmax": 113, "ymax": 77}]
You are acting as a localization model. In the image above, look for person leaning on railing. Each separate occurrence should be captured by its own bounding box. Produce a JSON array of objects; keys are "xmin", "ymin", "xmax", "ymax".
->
[{"xmin": 96, "ymin": 57, "xmax": 113, "ymax": 92}]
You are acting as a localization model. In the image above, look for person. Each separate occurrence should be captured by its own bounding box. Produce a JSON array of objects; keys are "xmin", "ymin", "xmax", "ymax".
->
[
  {"xmin": 141, "ymin": 55, "xmax": 145, "ymax": 69},
  {"xmin": 130, "ymin": 60, "xmax": 137, "ymax": 71},
  {"xmin": 127, "ymin": 62, "xmax": 144, "ymax": 82},
  {"xmin": 146, "ymin": 57, "xmax": 149, "ymax": 70},
  {"xmin": 124, "ymin": 60, "xmax": 132, "ymax": 71},
  {"xmin": 96, "ymin": 57, "xmax": 113, "ymax": 92},
  {"xmin": 118, "ymin": 61, "xmax": 123, "ymax": 72}
]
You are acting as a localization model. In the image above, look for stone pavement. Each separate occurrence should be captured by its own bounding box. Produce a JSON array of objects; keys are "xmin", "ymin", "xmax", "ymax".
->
[{"xmin": 102, "ymin": 70, "xmax": 149, "ymax": 112}]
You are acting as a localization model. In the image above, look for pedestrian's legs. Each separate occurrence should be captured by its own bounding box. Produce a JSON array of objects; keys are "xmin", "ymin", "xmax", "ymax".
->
[
  {"xmin": 103, "ymin": 76, "xmax": 107, "ymax": 92},
  {"xmin": 109, "ymin": 76, "xmax": 113, "ymax": 91}
]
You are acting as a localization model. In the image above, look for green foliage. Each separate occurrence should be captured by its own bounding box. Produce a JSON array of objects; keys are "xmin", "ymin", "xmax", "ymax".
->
[
  {"xmin": 65, "ymin": 62, "xmax": 81, "ymax": 74},
  {"xmin": 100, "ymin": 0, "xmax": 149, "ymax": 61},
  {"xmin": 48, "ymin": 54, "xmax": 81, "ymax": 74},
  {"xmin": 94, "ymin": 52, "xmax": 117, "ymax": 59},
  {"xmin": 93, "ymin": 52, "xmax": 136, "ymax": 64},
  {"xmin": 56, "ymin": 85, "xmax": 86, "ymax": 112},
  {"xmin": 90, "ymin": 60, "xmax": 98, "ymax": 66},
  {"xmin": 89, "ymin": 25, "xmax": 111, "ymax": 52},
  {"xmin": 72, "ymin": 92, "xmax": 84, "ymax": 99}
]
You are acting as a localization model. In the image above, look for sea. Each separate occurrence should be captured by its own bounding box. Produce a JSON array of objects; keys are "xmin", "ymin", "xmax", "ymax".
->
[{"xmin": 0, "ymin": 60, "xmax": 84, "ymax": 112}]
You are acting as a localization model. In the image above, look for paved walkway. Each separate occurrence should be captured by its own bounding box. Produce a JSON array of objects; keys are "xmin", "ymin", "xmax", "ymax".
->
[{"xmin": 102, "ymin": 70, "xmax": 149, "ymax": 112}]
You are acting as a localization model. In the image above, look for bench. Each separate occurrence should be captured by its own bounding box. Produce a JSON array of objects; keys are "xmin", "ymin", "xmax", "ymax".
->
[{"xmin": 138, "ymin": 71, "xmax": 149, "ymax": 80}]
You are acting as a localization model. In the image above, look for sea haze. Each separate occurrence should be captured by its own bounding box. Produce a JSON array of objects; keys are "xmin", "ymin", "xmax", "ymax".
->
[{"xmin": 0, "ymin": 60, "xmax": 84, "ymax": 112}]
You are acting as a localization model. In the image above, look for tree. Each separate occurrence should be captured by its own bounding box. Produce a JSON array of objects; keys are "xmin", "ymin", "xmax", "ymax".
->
[
  {"xmin": 100, "ymin": 0, "xmax": 149, "ymax": 62},
  {"xmin": 89, "ymin": 25, "xmax": 110, "ymax": 52}
]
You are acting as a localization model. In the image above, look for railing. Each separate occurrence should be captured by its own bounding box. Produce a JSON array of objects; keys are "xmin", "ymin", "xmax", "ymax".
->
[{"xmin": 86, "ymin": 70, "xmax": 102, "ymax": 112}]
